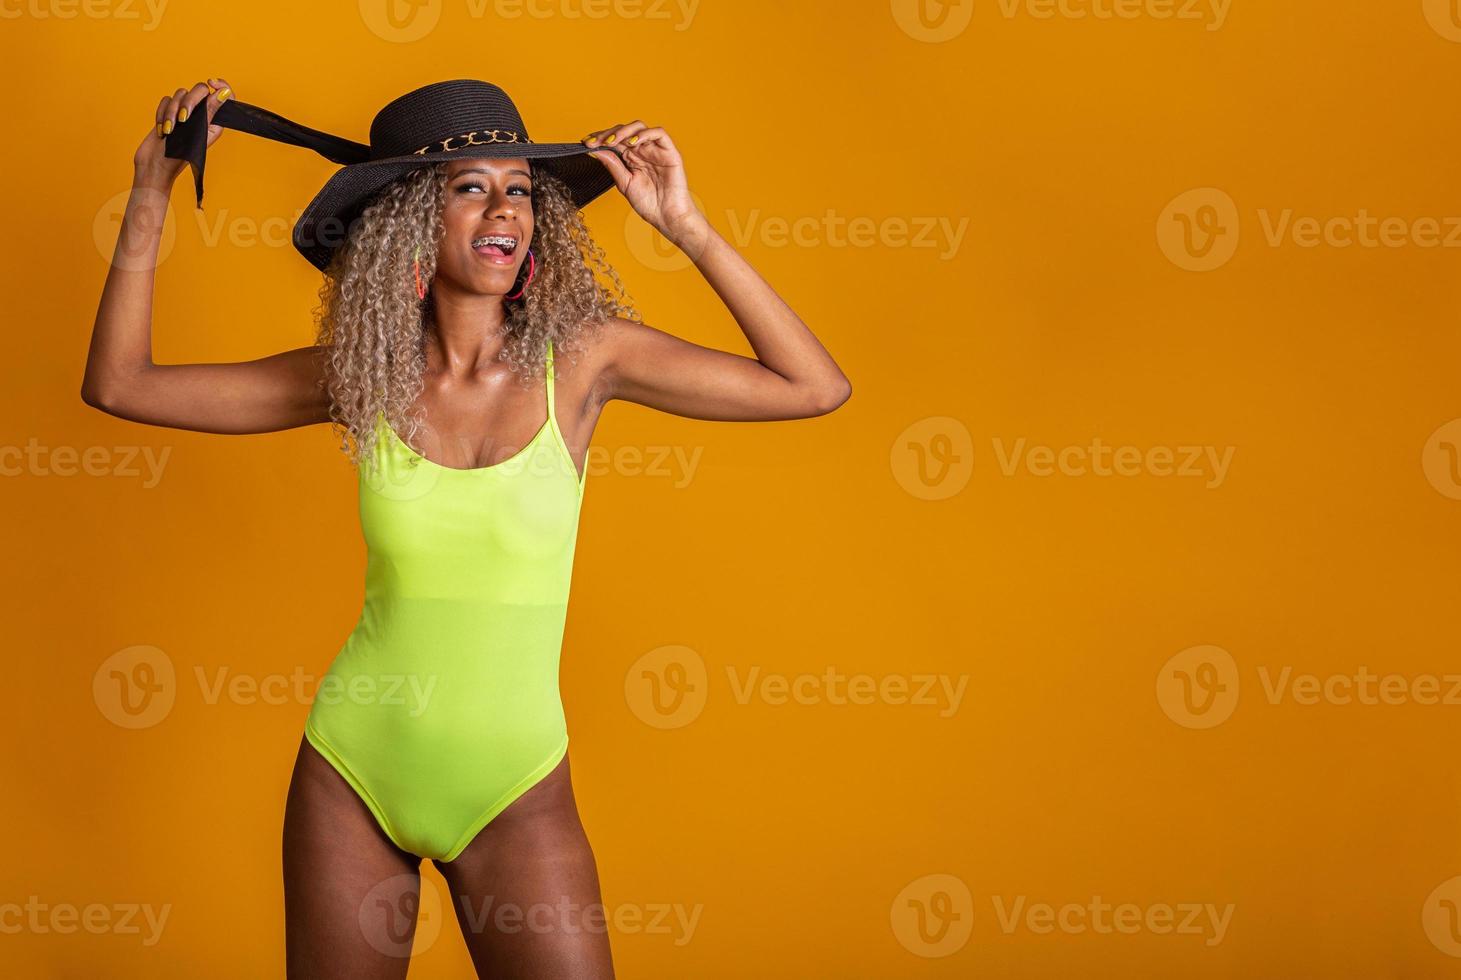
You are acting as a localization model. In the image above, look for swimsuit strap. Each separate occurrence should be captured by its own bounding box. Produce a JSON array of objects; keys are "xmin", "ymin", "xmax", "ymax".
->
[{"xmin": 546, "ymin": 340, "xmax": 557, "ymax": 427}]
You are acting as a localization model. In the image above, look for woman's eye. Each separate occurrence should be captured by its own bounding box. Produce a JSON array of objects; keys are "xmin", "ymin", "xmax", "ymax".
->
[{"xmin": 454, "ymin": 182, "xmax": 532, "ymax": 196}]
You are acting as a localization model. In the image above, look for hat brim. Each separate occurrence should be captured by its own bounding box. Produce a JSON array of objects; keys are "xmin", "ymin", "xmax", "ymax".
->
[{"xmin": 291, "ymin": 143, "xmax": 615, "ymax": 272}]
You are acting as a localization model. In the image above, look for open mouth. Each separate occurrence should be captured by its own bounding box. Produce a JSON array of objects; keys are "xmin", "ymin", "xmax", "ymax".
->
[{"xmin": 472, "ymin": 233, "xmax": 519, "ymax": 260}]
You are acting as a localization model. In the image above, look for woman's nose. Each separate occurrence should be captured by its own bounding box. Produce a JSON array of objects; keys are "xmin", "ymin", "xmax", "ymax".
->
[{"xmin": 486, "ymin": 192, "xmax": 517, "ymax": 216}]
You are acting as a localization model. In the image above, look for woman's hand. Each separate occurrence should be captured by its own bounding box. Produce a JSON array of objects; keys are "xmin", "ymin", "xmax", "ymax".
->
[
  {"xmin": 582, "ymin": 121, "xmax": 706, "ymax": 249},
  {"xmin": 132, "ymin": 77, "xmax": 235, "ymax": 187}
]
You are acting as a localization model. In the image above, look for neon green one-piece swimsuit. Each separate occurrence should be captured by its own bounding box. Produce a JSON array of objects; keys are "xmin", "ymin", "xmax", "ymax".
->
[{"xmin": 304, "ymin": 340, "xmax": 586, "ymax": 862}]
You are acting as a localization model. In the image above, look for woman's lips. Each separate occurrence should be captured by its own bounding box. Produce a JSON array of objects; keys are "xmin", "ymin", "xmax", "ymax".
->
[{"xmin": 472, "ymin": 244, "xmax": 516, "ymax": 265}]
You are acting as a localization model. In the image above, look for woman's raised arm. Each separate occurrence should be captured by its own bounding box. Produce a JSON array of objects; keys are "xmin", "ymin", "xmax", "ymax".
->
[{"xmin": 81, "ymin": 77, "xmax": 331, "ymax": 434}]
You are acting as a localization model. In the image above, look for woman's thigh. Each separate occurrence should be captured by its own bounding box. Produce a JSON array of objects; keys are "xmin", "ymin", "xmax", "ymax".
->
[
  {"xmin": 282, "ymin": 736, "xmax": 424, "ymax": 979},
  {"xmin": 434, "ymin": 752, "xmax": 615, "ymax": 979}
]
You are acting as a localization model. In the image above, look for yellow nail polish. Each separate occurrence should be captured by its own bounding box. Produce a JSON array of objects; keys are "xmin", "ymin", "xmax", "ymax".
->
[
  {"xmin": 627, "ymin": 135, "xmax": 638, "ymax": 145},
  {"xmin": 162, "ymin": 119, "xmax": 174, "ymax": 134},
  {"xmin": 157, "ymin": 122, "xmax": 165, "ymax": 137},
  {"xmin": 217, "ymin": 87, "xmax": 231, "ymax": 102},
  {"xmin": 178, "ymin": 106, "xmax": 189, "ymax": 122},
  {"xmin": 605, "ymin": 134, "xmax": 617, "ymax": 145}
]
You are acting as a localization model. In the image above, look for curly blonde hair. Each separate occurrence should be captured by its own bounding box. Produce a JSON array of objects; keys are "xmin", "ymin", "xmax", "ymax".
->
[{"xmin": 310, "ymin": 162, "xmax": 639, "ymax": 475}]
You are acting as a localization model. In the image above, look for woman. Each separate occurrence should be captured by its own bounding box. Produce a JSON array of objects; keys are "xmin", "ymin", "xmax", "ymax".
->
[{"xmin": 83, "ymin": 76, "xmax": 851, "ymax": 978}]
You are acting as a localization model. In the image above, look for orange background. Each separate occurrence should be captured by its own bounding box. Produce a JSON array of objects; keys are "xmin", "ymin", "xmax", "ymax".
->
[{"xmin": 6, "ymin": 0, "xmax": 1461, "ymax": 975}]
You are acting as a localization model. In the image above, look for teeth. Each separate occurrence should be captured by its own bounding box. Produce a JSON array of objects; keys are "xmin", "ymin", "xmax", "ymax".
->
[{"xmin": 473, "ymin": 235, "xmax": 517, "ymax": 250}]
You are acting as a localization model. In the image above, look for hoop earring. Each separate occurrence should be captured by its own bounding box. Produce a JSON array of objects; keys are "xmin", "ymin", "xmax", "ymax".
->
[
  {"xmin": 412, "ymin": 244, "xmax": 428, "ymax": 300},
  {"xmin": 504, "ymin": 248, "xmax": 537, "ymax": 301}
]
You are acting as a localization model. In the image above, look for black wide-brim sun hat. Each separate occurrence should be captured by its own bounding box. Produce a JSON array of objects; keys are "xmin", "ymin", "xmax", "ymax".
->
[{"xmin": 163, "ymin": 78, "xmax": 616, "ymax": 272}]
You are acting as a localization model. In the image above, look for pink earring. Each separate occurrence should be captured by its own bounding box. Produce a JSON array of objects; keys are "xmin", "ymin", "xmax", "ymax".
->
[
  {"xmin": 413, "ymin": 244, "xmax": 427, "ymax": 300},
  {"xmin": 504, "ymin": 248, "xmax": 537, "ymax": 301}
]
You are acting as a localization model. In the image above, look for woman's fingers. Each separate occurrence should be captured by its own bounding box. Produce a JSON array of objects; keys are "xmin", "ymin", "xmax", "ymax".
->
[
  {"xmin": 154, "ymin": 78, "xmax": 232, "ymax": 139},
  {"xmin": 178, "ymin": 80, "xmax": 210, "ymax": 122},
  {"xmin": 158, "ymin": 88, "xmax": 186, "ymax": 138},
  {"xmin": 584, "ymin": 119, "xmax": 651, "ymax": 151},
  {"xmin": 585, "ymin": 139, "xmax": 633, "ymax": 191}
]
